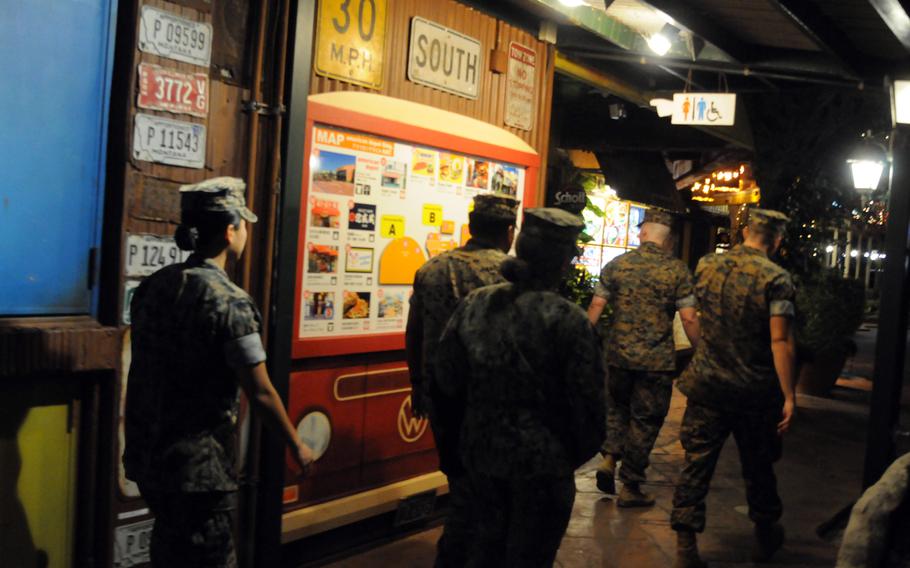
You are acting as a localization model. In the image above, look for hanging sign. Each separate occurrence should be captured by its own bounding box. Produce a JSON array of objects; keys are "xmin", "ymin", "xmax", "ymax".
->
[
  {"xmin": 504, "ymin": 42, "xmax": 536, "ymax": 131},
  {"xmin": 138, "ymin": 5, "xmax": 212, "ymax": 67},
  {"xmin": 133, "ymin": 113, "xmax": 207, "ymax": 169},
  {"xmin": 671, "ymin": 93, "xmax": 736, "ymax": 126},
  {"xmin": 137, "ymin": 64, "xmax": 209, "ymax": 117},
  {"xmin": 315, "ymin": 0, "xmax": 387, "ymax": 89},
  {"xmin": 407, "ymin": 17, "xmax": 482, "ymax": 100}
]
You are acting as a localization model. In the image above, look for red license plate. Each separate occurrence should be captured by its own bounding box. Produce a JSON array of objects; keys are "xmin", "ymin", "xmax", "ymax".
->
[{"xmin": 137, "ymin": 63, "xmax": 208, "ymax": 117}]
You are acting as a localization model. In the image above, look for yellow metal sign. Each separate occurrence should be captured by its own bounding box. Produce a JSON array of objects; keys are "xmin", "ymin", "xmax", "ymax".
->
[{"xmin": 315, "ymin": 0, "xmax": 387, "ymax": 89}]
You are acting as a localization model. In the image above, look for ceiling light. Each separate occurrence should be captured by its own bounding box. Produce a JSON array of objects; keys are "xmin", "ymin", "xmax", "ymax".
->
[
  {"xmin": 648, "ymin": 33, "xmax": 672, "ymax": 56},
  {"xmin": 648, "ymin": 23, "xmax": 679, "ymax": 56},
  {"xmin": 558, "ymin": 0, "xmax": 586, "ymax": 7}
]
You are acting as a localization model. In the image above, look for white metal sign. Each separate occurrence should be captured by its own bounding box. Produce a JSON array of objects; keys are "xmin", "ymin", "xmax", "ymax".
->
[
  {"xmin": 125, "ymin": 233, "xmax": 190, "ymax": 277},
  {"xmin": 133, "ymin": 113, "xmax": 206, "ymax": 169},
  {"xmin": 113, "ymin": 518, "xmax": 153, "ymax": 567},
  {"xmin": 139, "ymin": 5, "xmax": 212, "ymax": 67},
  {"xmin": 122, "ymin": 280, "xmax": 141, "ymax": 325},
  {"xmin": 407, "ymin": 17, "xmax": 482, "ymax": 99},
  {"xmin": 504, "ymin": 41, "xmax": 536, "ymax": 131},
  {"xmin": 671, "ymin": 93, "xmax": 737, "ymax": 126}
]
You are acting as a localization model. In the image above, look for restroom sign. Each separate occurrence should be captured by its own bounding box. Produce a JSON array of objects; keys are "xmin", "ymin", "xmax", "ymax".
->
[
  {"xmin": 671, "ymin": 93, "xmax": 736, "ymax": 126},
  {"xmin": 407, "ymin": 17, "xmax": 482, "ymax": 99}
]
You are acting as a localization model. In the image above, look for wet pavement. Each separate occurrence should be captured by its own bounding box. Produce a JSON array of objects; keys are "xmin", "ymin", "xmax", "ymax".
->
[{"xmin": 321, "ymin": 382, "xmax": 871, "ymax": 567}]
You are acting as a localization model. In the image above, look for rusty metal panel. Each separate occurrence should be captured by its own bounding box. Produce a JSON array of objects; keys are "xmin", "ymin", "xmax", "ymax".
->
[
  {"xmin": 309, "ymin": 0, "xmax": 554, "ymax": 165},
  {"xmin": 211, "ymin": 0, "xmax": 252, "ymax": 86}
]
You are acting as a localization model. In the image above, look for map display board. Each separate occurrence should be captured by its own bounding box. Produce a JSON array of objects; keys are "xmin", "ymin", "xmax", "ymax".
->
[{"xmin": 299, "ymin": 125, "xmax": 526, "ymax": 339}]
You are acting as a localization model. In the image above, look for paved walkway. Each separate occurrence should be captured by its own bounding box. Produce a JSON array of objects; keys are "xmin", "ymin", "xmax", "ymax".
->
[{"xmin": 322, "ymin": 384, "xmax": 871, "ymax": 567}]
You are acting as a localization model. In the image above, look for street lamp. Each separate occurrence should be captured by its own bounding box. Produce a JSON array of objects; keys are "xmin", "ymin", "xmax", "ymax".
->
[{"xmin": 847, "ymin": 134, "xmax": 888, "ymax": 192}]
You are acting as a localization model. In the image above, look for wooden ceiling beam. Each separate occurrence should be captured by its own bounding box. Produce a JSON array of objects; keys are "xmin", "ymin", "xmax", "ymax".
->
[
  {"xmin": 768, "ymin": 0, "xmax": 862, "ymax": 77},
  {"xmin": 866, "ymin": 0, "xmax": 910, "ymax": 53}
]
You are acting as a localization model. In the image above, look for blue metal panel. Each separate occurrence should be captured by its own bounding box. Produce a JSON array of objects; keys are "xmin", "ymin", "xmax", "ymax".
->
[{"xmin": 0, "ymin": 0, "xmax": 117, "ymax": 315}]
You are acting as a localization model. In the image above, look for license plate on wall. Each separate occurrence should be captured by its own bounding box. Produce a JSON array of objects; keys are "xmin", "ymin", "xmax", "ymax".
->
[
  {"xmin": 139, "ymin": 5, "xmax": 212, "ymax": 67},
  {"xmin": 132, "ymin": 113, "xmax": 206, "ymax": 169},
  {"xmin": 113, "ymin": 518, "xmax": 153, "ymax": 567},
  {"xmin": 125, "ymin": 233, "xmax": 191, "ymax": 277},
  {"xmin": 138, "ymin": 64, "xmax": 209, "ymax": 117}
]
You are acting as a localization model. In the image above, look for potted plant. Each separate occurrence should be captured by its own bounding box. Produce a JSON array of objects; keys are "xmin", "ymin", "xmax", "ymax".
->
[{"xmin": 795, "ymin": 270, "xmax": 866, "ymax": 395}]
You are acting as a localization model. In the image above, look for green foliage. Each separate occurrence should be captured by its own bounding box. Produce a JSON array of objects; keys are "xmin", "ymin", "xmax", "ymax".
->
[
  {"xmin": 562, "ymin": 264, "xmax": 598, "ymax": 308},
  {"xmin": 795, "ymin": 270, "xmax": 865, "ymax": 357},
  {"xmin": 747, "ymin": 88, "xmax": 890, "ymax": 277}
]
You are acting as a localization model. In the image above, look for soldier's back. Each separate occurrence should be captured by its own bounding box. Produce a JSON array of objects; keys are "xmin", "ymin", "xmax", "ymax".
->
[
  {"xmin": 680, "ymin": 245, "xmax": 794, "ymax": 410},
  {"xmin": 599, "ymin": 242, "xmax": 693, "ymax": 371}
]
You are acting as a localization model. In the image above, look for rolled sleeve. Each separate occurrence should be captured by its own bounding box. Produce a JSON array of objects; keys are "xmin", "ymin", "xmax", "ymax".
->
[
  {"xmin": 676, "ymin": 267, "xmax": 696, "ymax": 309},
  {"xmin": 225, "ymin": 333, "xmax": 267, "ymax": 367},
  {"xmin": 767, "ymin": 272, "xmax": 796, "ymax": 318},
  {"xmin": 770, "ymin": 300, "xmax": 795, "ymax": 317},
  {"xmin": 676, "ymin": 294, "xmax": 697, "ymax": 309},
  {"xmin": 594, "ymin": 266, "xmax": 612, "ymax": 300}
]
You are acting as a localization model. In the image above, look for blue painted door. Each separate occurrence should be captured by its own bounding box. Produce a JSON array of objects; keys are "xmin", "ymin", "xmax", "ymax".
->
[{"xmin": 0, "ymin": 0, "xmax": 116, "ymax": 315}]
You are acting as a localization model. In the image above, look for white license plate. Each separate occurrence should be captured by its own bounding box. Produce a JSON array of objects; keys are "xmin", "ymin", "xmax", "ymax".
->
[
  {"xmin": 114, "ymin": 518, "xmax": 153, "ymax": 567},
  {"xmin": 139, "ymin": 5, "xmax": 212, "ymax": 67},
  {"xmin": 133, "ymin": 113, "xmax": 206, "ymax": 169},
  {"xmin": 125, "ymin": 234, "xmax": 191, "ymax": 277}
]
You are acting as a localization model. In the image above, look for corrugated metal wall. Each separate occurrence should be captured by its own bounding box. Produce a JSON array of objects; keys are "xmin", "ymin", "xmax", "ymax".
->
[{"xmin": 309, "ymin": 0, "xmax": 555, "ymax": 198}]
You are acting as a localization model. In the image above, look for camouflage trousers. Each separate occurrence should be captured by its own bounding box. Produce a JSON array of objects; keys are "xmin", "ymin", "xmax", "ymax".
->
[
  {"xmin": 671, "ymin": 402, "xmax": 783, "ymax": 533},
  {"xmin": 434, "ymin": 474, "xmax": 473, "ymax": 568},
  {"xmin": 140, "ymin": 487, "xmax": 237, "ymax": 568},
  {"xmin": 466, "ymin": 473, "xmax": 575, "ymax": 568},
  {"xmin": 602, "ymin": 367, "xmax": 674, "ymax": 484}
]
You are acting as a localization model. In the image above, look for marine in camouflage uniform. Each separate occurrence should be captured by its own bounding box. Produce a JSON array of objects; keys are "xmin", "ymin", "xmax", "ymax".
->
[
  {"xmin": 433, "ymin": 208, "xmax": 605, "ymax": 568},
  {"xmin": 406, "ymin": 193, "xmax": 518, "ymax": 568},
  {"xmin": 671, "ymin": 209, "xmax": 797, "ymax": 567},
  {"xmin": 588, "ymin": 209, "xmax": 698, "ymax": 503},
  {"xmin": 125, "ymin": 178, "xmax": 310, "ymax": 567}
]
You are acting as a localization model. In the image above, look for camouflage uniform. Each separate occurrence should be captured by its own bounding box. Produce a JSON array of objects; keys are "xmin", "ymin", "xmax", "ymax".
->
[
  {"xmin": 671, "ymin": 219, "xmax": 795, "ymax": 534},
  {"xmin": 124, "ymin": 178, "xmax": 263, "ymax": 568},
  {"xmin": 408, "ymin": 194, "xmax": 517, "ymax": 568},
  {"xmin": 433, "ymin": 208, "xmax": 604, "ymax": 568},
  {"xmin": 595, "ymin": 210, "xmax": 696, "ymax": 486}
]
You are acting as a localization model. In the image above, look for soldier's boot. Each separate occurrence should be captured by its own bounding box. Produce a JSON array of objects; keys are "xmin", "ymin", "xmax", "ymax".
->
[
  {"xmin": 616, "ymin": 482, "xmax": 655, "ymax": 508},
  {"xmin": 595, "ymin": 454, "xmax": 617, "ymax": 495},
  {"xmin": 751, "ymin": 521, "xmax": 785, "ymax": 562},
  {"xmin": 674, "ymin": 531, "xmax": 708, "ymax": 568}
]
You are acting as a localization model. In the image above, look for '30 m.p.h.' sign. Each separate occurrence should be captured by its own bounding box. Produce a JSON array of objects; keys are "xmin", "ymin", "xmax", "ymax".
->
[{"xmin": 407, "ymin": 17, "xmax": 482, "ymax": 100}]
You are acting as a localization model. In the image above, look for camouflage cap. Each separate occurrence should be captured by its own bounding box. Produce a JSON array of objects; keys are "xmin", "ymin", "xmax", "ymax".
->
[
  {"xmin": 472, "ymin": 193, "xmax": 519, "ymax": 221},
  {"xmin": 179, "ymin": 177, "xmax": 258, "ymax": 223},
  {"xmin": 749, "ymin": 208, "xmax": 789, "ymax": 232},
  {"xmin": 521, "ymin": 207, "xmax": 585, "ymax": 243},
  {"xmin": 640, "ymin": 208, "xmax": 674, "ymax": 227}
]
